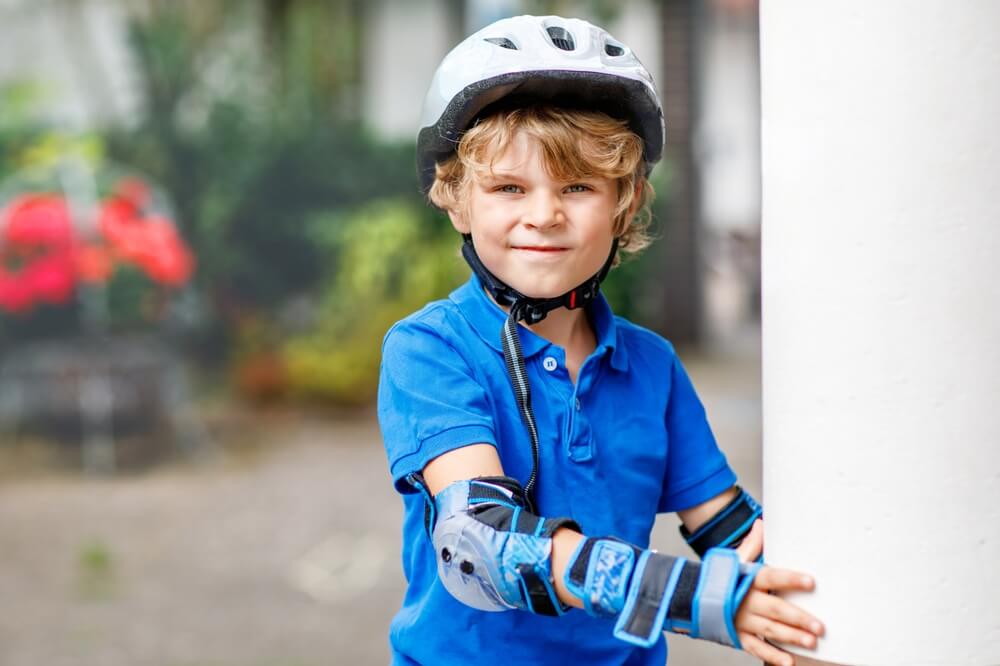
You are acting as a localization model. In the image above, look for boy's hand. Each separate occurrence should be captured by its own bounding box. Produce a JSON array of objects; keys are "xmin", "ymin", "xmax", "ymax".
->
[{"xmin": 733, "ymin": 520, "xmax": 825, "ymax": 666}]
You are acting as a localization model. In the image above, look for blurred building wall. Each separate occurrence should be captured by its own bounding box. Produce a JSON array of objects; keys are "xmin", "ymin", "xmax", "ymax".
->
[
  {"xmin": 361, "ymin": 0, "xmax": 460, "ymax": 142},
  {"xmin": 695, "ymin": 0, "xmax": 762, "ymax": 349},
  {"xmin": 697, "ymin": 4, "xmax": 760, "ymax": 233},
  {"xmin": 0, "ymin": 0, "xmax": 139, "ymax": 129}
]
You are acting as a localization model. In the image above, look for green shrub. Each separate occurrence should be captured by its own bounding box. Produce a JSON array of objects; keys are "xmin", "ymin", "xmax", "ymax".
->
[{"xmin": 282, "ymin": 200, "xmax": 465, "ymax": 405}]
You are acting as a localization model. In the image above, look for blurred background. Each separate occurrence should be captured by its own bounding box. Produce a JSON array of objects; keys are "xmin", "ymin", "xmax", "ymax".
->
[{"xmin": 0, "ymin": 1, "xmax": 763, "ymax": 664}]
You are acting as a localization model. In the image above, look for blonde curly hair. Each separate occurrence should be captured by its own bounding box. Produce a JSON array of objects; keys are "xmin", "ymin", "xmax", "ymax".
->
[{"xmin": 427, "ymin": 106, "xmax": 654, "ymax": 259}]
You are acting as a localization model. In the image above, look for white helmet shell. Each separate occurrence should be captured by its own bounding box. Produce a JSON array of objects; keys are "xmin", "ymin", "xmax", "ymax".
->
[{"xmin": 417, "ymin": 14, "xmax": 664, "ymax": 193}]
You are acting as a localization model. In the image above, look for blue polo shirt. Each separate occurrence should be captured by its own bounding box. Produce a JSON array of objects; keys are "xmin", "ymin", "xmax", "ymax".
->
[{"xmin": 377, "ymin": 275, "xmax": 737, "ymax": 665}]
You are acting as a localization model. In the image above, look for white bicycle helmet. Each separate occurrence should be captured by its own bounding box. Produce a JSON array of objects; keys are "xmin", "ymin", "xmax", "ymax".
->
[{"xmin": 416, "ymin": 14, "xmax": 664, "ymax": 193}]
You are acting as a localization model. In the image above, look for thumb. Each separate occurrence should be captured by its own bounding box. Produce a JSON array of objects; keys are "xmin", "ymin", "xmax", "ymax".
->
[{"xmin": 735, "ymin": 519, "xmax": 764, "ymax": 562}]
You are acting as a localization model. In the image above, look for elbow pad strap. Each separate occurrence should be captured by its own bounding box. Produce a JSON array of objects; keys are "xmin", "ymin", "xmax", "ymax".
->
[
  {"xmin": 679, "ymin": 486, "xmax": 762, "ymax": 557},
  {"xmin": 425, "ymin": 476, "xmax": 579, "ymax": 616}
]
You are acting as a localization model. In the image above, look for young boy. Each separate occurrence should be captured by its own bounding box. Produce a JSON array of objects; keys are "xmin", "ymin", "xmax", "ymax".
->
[{"xmin": 378, "ymin": 15, "xmax": 823, "ymax": 666}]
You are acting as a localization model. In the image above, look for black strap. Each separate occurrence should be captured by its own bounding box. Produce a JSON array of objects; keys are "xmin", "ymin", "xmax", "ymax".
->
[
  {"xmin": 463, "ymin": 236, "xmax": 618, "ymax": 512},
  {"xmin": 666, "ymin": 561, "xmax": 700, "ymax": 623},
  {"xmin": 516, "ymin": 563, "xmax": 562, "ymax": 616},
  {"xmin": 567, "ymin": 537, "xmax": 600, "ymax": 591},
  {"xmin": 617, "ymin": 553, "xmax": 680, "ymax": 641}
]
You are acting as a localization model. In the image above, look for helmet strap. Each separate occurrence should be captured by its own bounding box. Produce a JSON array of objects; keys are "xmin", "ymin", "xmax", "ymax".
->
[
  {"xmin": 460, "ymin": 233, "xmax": 618, "ymax": 511},
  {"xmin": 460, "ymin": 234, "xmax": 618, "ymax": 325}
]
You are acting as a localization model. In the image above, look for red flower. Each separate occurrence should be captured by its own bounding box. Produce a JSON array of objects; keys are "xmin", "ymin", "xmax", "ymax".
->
[
  {"xmin": 3, "ymin": 194, "xmax": 75, "ymax": 247},
  {"xmin": 98, "ymin": 196, "xmax": 140, "ymax": 247},
  {"xmin": 132, "ymin": 217, "xmax": 195, "ymax": 286},
  {"xmin": 113, "ymin": 177, "xmax": 151, "ymax": 211},
  {"xmin": 0, "ymin": 184, "xmax": 195, "ymax": 315},
  {"xmin": 23, "ymin": 250, "xmax": 76, "ymax": 304}
]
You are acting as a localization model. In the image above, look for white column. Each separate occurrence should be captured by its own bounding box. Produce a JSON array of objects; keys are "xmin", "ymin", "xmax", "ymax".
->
[{"xmin": 760, "ymin": 2, "xmax": 1000, "ymax": 665}]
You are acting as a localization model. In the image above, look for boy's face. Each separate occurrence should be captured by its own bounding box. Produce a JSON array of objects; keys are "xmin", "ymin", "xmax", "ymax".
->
[{"xmin": 448, "ymin": 130, "xmax": 618, "ymax": 300}]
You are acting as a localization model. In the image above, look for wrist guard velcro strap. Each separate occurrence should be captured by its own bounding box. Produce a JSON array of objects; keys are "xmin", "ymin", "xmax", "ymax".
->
[
  {"xmin": 687, "ymin": 548, "xmax": 762, "ymax": 648},
  {"xmin": 429, "ymin": 476, "xmax": 579, "ymax": 615},
  {"xmin": 612, "ymin": 551, "xmax": 687, "ymax": 647},
  {"xmin": 612, "ymin": 548, "xmax": 761, "ymax": 648},
  {"xmin": 679, "ymin": 486, "xmax": 762, "ymax": 557}
]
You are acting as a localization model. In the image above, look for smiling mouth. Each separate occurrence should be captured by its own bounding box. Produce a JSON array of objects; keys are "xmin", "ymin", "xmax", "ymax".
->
[{"xmin": 513, "ymin": 246, "xmax": 568, "ymax": 252}]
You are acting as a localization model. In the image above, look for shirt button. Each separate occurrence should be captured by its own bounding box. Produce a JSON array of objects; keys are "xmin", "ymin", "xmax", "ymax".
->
[{"xmin": 542, "ymin": 356, "xmax": 558, "ymax": 372}]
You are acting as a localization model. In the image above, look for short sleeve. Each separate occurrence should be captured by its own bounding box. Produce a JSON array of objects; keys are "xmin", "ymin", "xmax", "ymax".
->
[
  {"xmin": 657, "ymin": 354, "xmax": 737, "ymax": 513},
  {"xmin": 378, "ymin": 318, "xmax": 497, "ymax": 494}
]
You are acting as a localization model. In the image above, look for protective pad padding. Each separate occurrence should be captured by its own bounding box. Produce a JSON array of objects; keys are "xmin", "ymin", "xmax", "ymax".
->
[
  {"xmin": 679, "ymin": 486, "xmax": 762, "ymax": 557},
  {"xmin": 430, "ymin": 478, "xmax": 574, "ymax": 615}
]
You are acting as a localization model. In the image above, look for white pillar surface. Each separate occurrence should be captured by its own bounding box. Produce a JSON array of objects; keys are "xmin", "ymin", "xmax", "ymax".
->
[{"xmin": 760, "ymin": 2, "xmax": 1000, "ymax": 665}]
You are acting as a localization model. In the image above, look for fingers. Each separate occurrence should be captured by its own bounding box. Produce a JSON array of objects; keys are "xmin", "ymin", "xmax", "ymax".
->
[
  {"xmin": 738, "ymin": 632, "xmax": 797, "ymax": 666},
  {"xmin": 753, "ymin": 566, "xmax": 816, "ymax": 593},
  {"xmin": 735, "ymin": 519, "xmax": 764, "ymax": 563},
  {"xmin": 739, "ymin": 589, "xmax": 825, "ymax": 638},
  {"xmin": 738, "ymin": 563, "xmax": 825, "ymax": 666},
  {"xmin": 737, "ymin": 604, "xmax": 819, "ymax": 651}
]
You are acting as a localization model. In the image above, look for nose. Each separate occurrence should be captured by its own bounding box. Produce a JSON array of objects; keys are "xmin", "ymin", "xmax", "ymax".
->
[{"xmin": 522, "ymin": 189, "xmax": 564, "ymax": 230}]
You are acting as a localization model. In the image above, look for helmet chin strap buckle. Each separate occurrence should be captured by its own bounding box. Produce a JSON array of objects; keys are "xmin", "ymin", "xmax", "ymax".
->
[{"xmin": 519, "ymin": 302, "xmax": 548, "ymax": 325}]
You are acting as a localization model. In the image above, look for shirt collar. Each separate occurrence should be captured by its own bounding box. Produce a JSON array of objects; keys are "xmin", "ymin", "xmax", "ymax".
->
[{"xmin": 450, "ymin": 275, "xmax": 629, "ymax": 371}]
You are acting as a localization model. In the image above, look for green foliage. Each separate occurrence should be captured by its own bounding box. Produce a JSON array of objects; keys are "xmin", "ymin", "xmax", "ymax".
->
[
  {"xmin": 0, "ymin": 82, "xmax": 48, "ymax": 184},
  {"xmin": 602, "ymin": 161, "xmax": 673, "ymax": 323},
  {"xmin": 104, "ymin": 1, "xmax": 418, "ymax": 364},
  {"xmin": 282, "ymin": 200, "xmax": 466, "ymax": 405},
  {"xmin": 602, "ymin": 250, "xmax": 653, "ymax": 321}
]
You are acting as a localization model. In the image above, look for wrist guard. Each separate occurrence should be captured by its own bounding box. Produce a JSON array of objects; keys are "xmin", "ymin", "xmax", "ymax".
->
[
  {"xmin": 413, "ymin": 474, "xmax": 579, "ymax": 615},
  {"xmin": 679, "ymin": 486, "xmax": 762, "ymax": 557},
  {"xmin": 565, "ymin": 538, "xmax": 762, "ymax": 649}
]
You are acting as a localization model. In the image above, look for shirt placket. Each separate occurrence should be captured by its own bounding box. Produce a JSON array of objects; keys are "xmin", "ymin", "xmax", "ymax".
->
[{"xmin": 536, "ymin": 347, "xmax": 608, "ymax": 463}]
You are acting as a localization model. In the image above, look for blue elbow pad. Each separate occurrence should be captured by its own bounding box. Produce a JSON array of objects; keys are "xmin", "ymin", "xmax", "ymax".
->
[
  {"xmin": 679, "ymin": 486, "xmax": 762, "ymax": 558},
  {"xmin": 410, "ymin": 474, "xmax": 579, "ymax": 616},
  {"xmin": 565, "ymin": 539, "xmax": 762, "ymax": 650}
]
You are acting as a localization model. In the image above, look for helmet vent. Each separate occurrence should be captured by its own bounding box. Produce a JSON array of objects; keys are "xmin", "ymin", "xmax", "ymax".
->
[
  {"xmin": 484, "ymin": 37, "xmax": 518, "ymax": 50},
  {"xmin": 545, "ymin": 26, "xmax": 575, "ymax": 51},
  {"xmin": 604, "ymin": 42, "xmax": 625, "ymax": 57}
]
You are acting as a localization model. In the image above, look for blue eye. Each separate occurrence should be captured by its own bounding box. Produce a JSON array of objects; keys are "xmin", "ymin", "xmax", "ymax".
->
[
  {"xmin": 496, "ymin": 184, "xmax": 521, "ymax": 193},
  {"xmin": 565, "ymin": 184, "xmax": 591, "ymax": 193}
]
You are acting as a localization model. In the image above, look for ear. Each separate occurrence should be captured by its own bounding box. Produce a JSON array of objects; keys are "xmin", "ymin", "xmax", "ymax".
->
[
  {"xmin": 447, "ymin": 208, "xmax": 470, "ymax": 235},
  {"xmin": 624, "ymin": 179, "xmax": 645, "ymax": 223}
]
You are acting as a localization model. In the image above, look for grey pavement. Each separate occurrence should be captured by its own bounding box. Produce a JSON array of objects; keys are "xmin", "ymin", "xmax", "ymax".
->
[{"xmin": 0, "ymin": 342, "xmax": 765, "ymax": 666}]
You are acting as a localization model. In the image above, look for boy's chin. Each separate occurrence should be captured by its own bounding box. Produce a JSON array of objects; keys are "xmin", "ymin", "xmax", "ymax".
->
[{"xmin": 504, "ymin": 279, "xmax": 573, "ymax": 301}]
